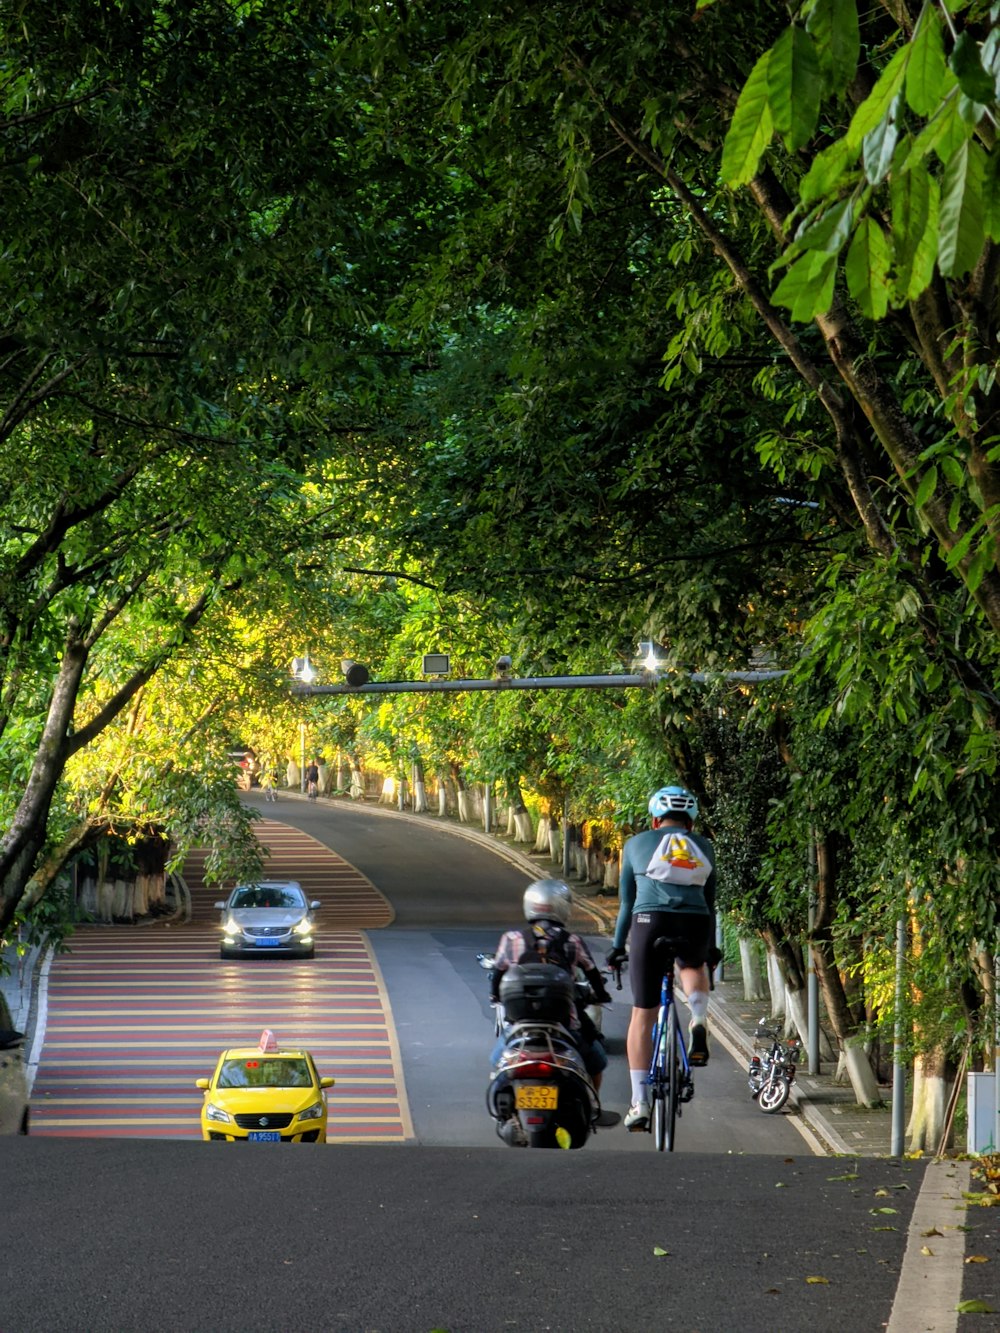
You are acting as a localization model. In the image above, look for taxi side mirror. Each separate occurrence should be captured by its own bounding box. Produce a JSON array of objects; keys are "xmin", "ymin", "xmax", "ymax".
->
[
  {"xmin": 310, "ymin": 901, "xmax": 321, "ymax": 910},
  {"xmin": 195, "ymin": 1078, "xmax": 210, "ymax": 1090},
  {"xmin": 320, "ymin": 1077, "xmax": 335, "ymax": 1089}
]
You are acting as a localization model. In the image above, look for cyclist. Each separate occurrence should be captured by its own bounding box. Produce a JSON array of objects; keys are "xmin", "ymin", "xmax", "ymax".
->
[
  {"xmin": 490, "ymin": 879, "xmax": 612, "ymax": 1091},
  {"xmin": 607, "ymin": 786, "xmax": 716, "ymax": 1132},
  {"xmin": 305, "ymin": 757, "xmax": 320, "ymax": 799}
]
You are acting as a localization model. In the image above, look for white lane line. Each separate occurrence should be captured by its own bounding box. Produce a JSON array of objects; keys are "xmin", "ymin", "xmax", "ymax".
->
[{"xmin": 886, "ymin": 1158, "xmax": 971, "ymax": 1333}]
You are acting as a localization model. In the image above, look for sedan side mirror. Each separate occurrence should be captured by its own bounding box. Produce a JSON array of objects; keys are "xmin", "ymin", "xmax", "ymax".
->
[
  {"xmin": 310, "ymin": 901, "xmax": 321, "ymax": 910},
  {"xmin": 195, "ymin": 1078, "xmax": 210, "ymax": 1090},
  {"xmin": 213, "ymin": 902, "xmax": 226, "ymax": 911}
]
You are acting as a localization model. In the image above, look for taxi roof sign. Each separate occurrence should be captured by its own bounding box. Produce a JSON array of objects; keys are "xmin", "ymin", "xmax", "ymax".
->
[{"xmin": 259, "ymin": 1029, "xmax": 279, "ymax": 1052}]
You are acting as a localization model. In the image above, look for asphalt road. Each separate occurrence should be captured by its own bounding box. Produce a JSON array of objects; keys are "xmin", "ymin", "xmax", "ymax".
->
[
  {"xmin": 1, "ymin": 1138, "xmax": 927, "ymax": 1333},
  {"xmin": 3, "ymin": 795, "xmax": 989, "ymax": 1330}
]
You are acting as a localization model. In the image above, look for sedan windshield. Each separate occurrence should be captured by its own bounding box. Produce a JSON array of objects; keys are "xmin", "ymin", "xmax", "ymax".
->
[
  {"xmin": 218, "ymin": 1058, "xmax": 313, "ymax": 1088},
  {"xmin": 230, "ymin": 887, "xmax": 304, "ymax": 910}
]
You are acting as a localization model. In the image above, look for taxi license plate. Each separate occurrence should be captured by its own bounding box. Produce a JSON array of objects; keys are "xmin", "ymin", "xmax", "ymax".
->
[
  {"xmin": 514, "ymin": 1085, "xmax": 558, "ymax": 1110},
  {"xmin": 247, "ymin": 1131, "xmax": 281, "ymax": 1142},
  {"xmin": 255, "ymin": 938, "xmax": 280, "ymax": 947}
]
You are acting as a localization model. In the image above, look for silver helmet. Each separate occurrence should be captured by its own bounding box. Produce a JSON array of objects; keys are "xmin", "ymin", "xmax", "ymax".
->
[{"xmin": 522, "ymin": 878, "xmax": 572, "ymax": 926}]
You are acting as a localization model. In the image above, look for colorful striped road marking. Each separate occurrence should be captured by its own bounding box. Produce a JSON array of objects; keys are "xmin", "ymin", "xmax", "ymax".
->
[{"xmin": 30, "ymin": 820, "xmax": 411, "ymax": 1142}]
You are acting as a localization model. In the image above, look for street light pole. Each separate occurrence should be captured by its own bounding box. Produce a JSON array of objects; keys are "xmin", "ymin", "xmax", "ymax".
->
[{"xmin": 299, "ymin": 721, "xmax": 306, "ymax": 794}]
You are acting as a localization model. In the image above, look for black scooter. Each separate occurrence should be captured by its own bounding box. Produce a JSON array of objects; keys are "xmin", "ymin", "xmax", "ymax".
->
[{"xmin": 478, "ymin": 954, "xmax": 601, "ymax": 1149}]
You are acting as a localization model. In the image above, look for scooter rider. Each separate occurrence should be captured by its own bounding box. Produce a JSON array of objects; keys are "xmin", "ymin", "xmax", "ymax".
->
[
  {"xmin": 490, "ymin": 879, "xmax": 612, "ymax": 1089},
  {"xmin": 607, "ymin": 786, "xmax": 717, "ymax": 1132}
]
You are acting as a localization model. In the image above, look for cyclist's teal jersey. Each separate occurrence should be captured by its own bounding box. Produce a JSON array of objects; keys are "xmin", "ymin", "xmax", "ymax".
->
[{"xmin": 613, "ymin": 826, "xmax": 715, "ymax": 950}]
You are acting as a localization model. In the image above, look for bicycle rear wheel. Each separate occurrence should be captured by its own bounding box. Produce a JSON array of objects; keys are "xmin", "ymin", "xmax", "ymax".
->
[{"xmin": 660, "ymin": 1004, "xmax": 679, "ymax": 1151}]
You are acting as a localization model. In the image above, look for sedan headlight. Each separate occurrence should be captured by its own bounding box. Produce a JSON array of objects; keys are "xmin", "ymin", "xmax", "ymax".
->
[
  {"xmin": 222, "ymin": 920, "xmax": 241, "ymax": 938},
  {"xmin": 293, "ymin": 919, "xmax": 313, "ymax": 936},
  {"xmin": 298, "ymin": 1101, "xmax": 324, "ymax": 1122},
  {"xmin": 205, "ymin": 1102, "xmax": 233, "ymax": 1124}
]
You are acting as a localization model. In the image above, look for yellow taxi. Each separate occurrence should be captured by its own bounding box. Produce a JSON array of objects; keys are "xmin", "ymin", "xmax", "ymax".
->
[{"xmin": 196, "ymin": 1030, "xmax": 335, "ymax": 1142}]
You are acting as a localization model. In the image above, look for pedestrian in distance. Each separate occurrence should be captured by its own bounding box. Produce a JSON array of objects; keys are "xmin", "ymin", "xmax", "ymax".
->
[{"xmin": 606, "ymin": 785, "xmax": 717, "ymax": 1132}]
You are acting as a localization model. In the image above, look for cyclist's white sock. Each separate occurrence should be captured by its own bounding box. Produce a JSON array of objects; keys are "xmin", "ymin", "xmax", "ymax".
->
[
  {"xmin": 687, "ymin": 990, "xmax": 709, "ymax": 1027},
  {"xmin": 630, "ymin": 1070, "xmax": 648, "ymax": 1104}
]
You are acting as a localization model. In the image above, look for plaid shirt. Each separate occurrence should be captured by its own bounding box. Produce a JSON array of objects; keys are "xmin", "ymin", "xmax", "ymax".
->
[{"xmin": 492, "ymin": 924, "xmax": 599, "ymax": 1030}]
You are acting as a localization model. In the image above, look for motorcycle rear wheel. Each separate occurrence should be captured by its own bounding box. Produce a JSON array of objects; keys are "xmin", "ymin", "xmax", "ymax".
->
[{"xmin": 758, "ymin": 1075, "xmax": 790, "ymax": 1113}]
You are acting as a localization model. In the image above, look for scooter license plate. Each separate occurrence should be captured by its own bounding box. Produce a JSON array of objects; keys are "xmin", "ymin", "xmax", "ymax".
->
[{"xmin": 514, "ymin": 1084, "xmax": 558, "ymax": 1110}]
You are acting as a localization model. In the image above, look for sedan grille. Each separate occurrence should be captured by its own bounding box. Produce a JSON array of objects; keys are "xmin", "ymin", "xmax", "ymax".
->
[
  {"xmin": 234, "ymin": 1113, "xmax": 294, "ymax": 1129},
  {"xmin": 244, "ymin": 926, "xmax": 290, "ymax": 938}
]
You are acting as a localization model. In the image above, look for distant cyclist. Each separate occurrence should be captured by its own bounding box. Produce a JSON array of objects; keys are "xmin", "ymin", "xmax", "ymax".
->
[
  {"xmin": 305, "ymin": 758, "xmax": 320, "ymax": 799},
  {"xmin": 607, "ymin": 786, "xmax": 716, "ymax": 1132}
]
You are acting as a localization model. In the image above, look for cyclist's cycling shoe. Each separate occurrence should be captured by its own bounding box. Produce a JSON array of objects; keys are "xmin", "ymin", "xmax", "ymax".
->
[
  {"xmin": 624, "ymin": 1100, "xmax": 650, "ymax": 1131},
  {"xmin": 688, "ymin": 1023, "xmax": 710, "ymax": 1066}
]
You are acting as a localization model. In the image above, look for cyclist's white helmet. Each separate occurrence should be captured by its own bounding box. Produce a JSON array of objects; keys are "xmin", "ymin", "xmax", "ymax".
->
[
  {"xmin": 523, "ymin": 879, "xmax": 572, "ymax": 926},
  {"xmin": 648, "ymin": 785, "xmax": 699, "ymax": 821}
]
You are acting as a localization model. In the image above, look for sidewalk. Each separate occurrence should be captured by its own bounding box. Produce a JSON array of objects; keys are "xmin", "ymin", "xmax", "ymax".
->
[{"xmin": 345, "ymin": 797, "xmax": 904, "ymax": 1158}]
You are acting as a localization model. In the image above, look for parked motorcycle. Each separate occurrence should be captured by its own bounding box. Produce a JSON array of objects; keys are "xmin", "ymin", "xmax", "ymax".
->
[
  {"xmin": 477, "ymin": 953, "xmax": 601, "ymax": 1148},
  {"xmin": 748, "ymin": 1017, "xmax": 802, "ymax": 1114}
]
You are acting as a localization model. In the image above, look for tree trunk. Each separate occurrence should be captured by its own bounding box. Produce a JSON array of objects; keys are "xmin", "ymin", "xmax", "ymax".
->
[
  {"xmin": 907, "ymin": 1048, "xmax": 950, "ymax": 1153},
  {"xmin": 766, "ymin": 951, "xmax": 786, "ymax": 1016},
  {"xmin": 412, "ymin": 759, "xmax": 427, "ymax": 814},
  {"xmin": 739, "ymin": 938, "xmax": 766, "ymax": 1002},
  {"xmin": 349, "ymin": 760, "xmax": 364, "ymax": 800},
  {"xmin": 602, "ymin": 852, "xmax": 619, "ymax": 894},
  {"xmin": 535, "ymin": 813, "xmax": 551, "ymax": 853}
]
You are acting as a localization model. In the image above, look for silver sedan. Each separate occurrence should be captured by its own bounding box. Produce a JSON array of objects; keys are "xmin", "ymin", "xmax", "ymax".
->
[{"xmin": 215, "ymin": 880, "xmax": 321, "ymax": 959}]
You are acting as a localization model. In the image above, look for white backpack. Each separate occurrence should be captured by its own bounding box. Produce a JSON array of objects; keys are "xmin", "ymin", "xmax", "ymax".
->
[{"xmin": 644, "ymin": 831, "xmax": 712, "ymax": 887}]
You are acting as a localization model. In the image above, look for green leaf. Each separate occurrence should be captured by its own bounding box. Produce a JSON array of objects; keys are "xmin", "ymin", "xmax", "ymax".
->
[
  {"xmin": 722, "ymin": 50, "xmax": 774, "ymax": 187},
  {"xmin": 863, "ymin": 93, "xmax": 901, "ymax": 184},
  {"xmin": 983, "ymin": 150, "xmax": 1000, "ymax": 241},
  {"xmin": 955, "ymin": 1299, "xmax": 996, "ymax": 1314},
  {"xmin": 892, "ymin": 167, "xmax": 939, "ymax": 302},
  {"xmin": 914, "ymin": 465, "xmax": 938, "ymax": 508},
  {"xmin": 800, "ymin": 138, "xmax": 856, "ymax": 205},
  {"xmin": 780, "ymin": 198, "xmax": 854, "ymax": 270},
  {"xmin": 846, "ymin": 46, "xmax": 909, "ymax": 152},
  {"xmin": 906, "ymin": 6, "xmax": 948, "ymax": 116},
  {"xmin": 950, "ymin": 31, "xmax": 996, "ymax": 105},
  {"xmin": 805, "ymin": 0, "xmax": 860, "ymax": 96},
  {"xmin": 652, "ymin": 1246, "xmax": 670, "ymax": 1256},
  {"xmin": 845, "ymin": 217, "xmax": 891, "ymax": 319},
  {"xmin": 768, "ymin": 25, "xmax": 821, "ymax": 151},
  {"xmin": 938, "ymin": 139, "xmax": 986, "ymax": 276},
  {"xmin": 772, "ymin": 249, "xmax": 838, "ymax": 321},
  {"xmin": 940, "ymin": 454, "xmax": 965, "ymax": 488}
]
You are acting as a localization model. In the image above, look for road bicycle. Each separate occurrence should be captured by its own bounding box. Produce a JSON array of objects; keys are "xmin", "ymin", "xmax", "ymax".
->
[
  {"xmin": 646, "ymin": 936, "xmax": 695, "ymax": 1150},
  {"xmin": 611, "ymin": 936, "xmax": 695, "ymax": 1151}
]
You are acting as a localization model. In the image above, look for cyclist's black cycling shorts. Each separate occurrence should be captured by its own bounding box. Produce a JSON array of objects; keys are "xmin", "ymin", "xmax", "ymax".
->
[{"xmin": 629, "ymin": 910, "xmax": 714, "ymax": 1009}]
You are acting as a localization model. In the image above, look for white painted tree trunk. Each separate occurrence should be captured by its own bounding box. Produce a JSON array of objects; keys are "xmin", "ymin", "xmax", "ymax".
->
[
  {"xmin": 396, "ymin": 778, "xmax": 409, "ymax": 810},
  {"xmin": 379, "ymin": 777, "xmax": 395, "ymax": 806},
  {"xmin": 457, "ymin": 788, "xmax": 473, "ymax": 823},
  {"xmin": 437, "ymin": 783, "xmax": 448, "ymax": 816},
  {"xmin": 548, "ymin": 825, "xmax": 562, "ymax": 865},
  {"xmin": 287, "ymin": 759, "xmax": 300, "ymax": 789},
  {"xmin": 336, "ymin": 755, "xmax": 348, "ymax": 793},
  {"xmin": 767, "ymin": 953, "xmax": 786, "ymax": 1016},
  {"xmin": 506, "ymin": 805, "xmax": 517, "ymax": 836},
  {"xmin": 535, "ymin": 816, "xmax": 551, "ymax": 853},
  {"xmin": 907, "ymin": 1056, "xmax": 948, "ymax": 1152},
  {"xmin": 603, "ymin": 855, "xmax": 619, "ymax": 893},
  {"xmin": 738, "ymin": 939, "xmax": 766, "ymax": 1001},
  {"xmin": 317, "ymin": 762, "xmax": 329, "ymax": 793},
  {"xmin": 841, "ymin": 1044, "xmax": 883, "ymax": 1107},
  {"xmin": 513, "ymin": 809, "xmax": 534, "ymax": 843},
  {"xmin": 572, "ymin": 843, "xmax": 587, "ymax": 878},
  {"xmin": 412, "ymin": 780, "xmax": 427, "ymax": 814},
  {"xmin": 349, "ymin": 765, "xmax": 364, "ymax": 800}
]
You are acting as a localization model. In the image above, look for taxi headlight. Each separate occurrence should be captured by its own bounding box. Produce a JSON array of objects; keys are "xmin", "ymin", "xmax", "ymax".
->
[
  {"xmin": 299, "ymin": 1101, "xmax": 324, "ymax": 1122},
  {"xmin": 293, "ymin": 919, "xmax": 313, "ymax": 936},
  {"xmin": 205, "ymin": 1102, "xmax": 233, "ymax": 1124}
]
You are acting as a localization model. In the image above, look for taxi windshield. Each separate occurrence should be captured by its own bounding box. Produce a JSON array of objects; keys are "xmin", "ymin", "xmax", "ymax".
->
[{"xmin": 218, "ymin": 1057, "xmax": 313, "ymax": 1088}]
